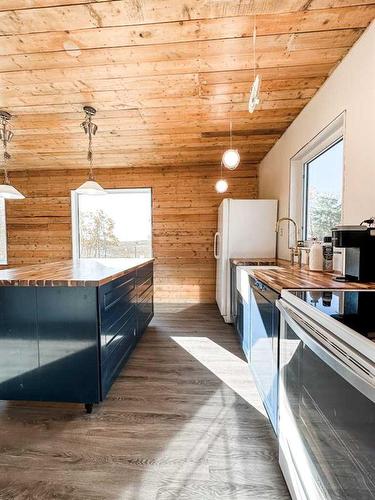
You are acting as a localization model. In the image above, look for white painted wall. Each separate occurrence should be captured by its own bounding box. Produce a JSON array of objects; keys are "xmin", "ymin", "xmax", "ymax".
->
[{"xmin": 259, "ymin": 21, "xmax": 375, "ymax": 259}]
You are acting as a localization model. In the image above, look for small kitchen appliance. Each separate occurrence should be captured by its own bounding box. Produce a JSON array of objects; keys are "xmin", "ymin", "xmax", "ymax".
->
[{"xmin": 332, "ymin": 224, "xmax": 375, "ymax": 282}]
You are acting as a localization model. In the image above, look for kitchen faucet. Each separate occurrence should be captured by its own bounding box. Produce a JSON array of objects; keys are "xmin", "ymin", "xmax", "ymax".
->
[{"xmin": 275, "ymin": 217, "xmax": 302, "ymax": 266}]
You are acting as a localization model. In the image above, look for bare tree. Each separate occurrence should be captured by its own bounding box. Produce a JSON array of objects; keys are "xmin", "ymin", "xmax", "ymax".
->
[{"xmin": 80, "ymin": 209, "xmax": 120, "ymax": 257}]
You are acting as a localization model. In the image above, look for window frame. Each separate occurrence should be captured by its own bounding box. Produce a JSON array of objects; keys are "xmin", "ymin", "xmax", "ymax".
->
[
  {"xmin": 302, "ymin": 137, "xmax": 344, "ymax": 241},
  {"xmin": 289, "ymin": 112, "xmax": 346, "ymax": 246},
  {"xmin": 0, "ymin": 198, "xmax": 7, "ymax": 265},
  {"xmin": 71, "ymin": 187, "xmax": 153, "ymax": 260}
]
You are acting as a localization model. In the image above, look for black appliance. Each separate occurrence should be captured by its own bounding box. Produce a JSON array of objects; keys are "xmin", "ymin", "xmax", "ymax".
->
[{"xmin": 332, "ymin": 225, "xmax": 375, "ymax": 282}]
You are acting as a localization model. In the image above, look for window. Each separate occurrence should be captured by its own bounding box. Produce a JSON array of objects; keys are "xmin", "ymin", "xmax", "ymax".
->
[
  {"xmin": 289, "ymin": 112, "xmax": 345, "ymax": 245},
  {"xmin": 303, "ymin": 138, "xmax": 344, "ymax": 240},
  {"xmin": 72, "ymin": 188, "xmax": 152, "ymax": 259},
  {"xmin": 0, "ymin": 200, "xmax": 6, "ymax": 264}
]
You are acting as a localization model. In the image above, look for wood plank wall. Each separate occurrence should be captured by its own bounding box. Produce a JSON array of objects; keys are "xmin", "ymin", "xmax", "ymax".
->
[{"xmin": 3, "ymin": 165, "xmax": 257, "ymax": 302}]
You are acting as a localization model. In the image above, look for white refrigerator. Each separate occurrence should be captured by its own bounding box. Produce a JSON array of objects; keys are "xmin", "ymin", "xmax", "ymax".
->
[{"xmin": 214, "ymin": 199, "xmax": 278, "ymax": 323}]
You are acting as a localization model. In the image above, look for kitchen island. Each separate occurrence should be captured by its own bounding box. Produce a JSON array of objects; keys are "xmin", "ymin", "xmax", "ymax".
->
[{"xmin": 0, "ymin": 258, "xmax": 154, "ymax": 412}]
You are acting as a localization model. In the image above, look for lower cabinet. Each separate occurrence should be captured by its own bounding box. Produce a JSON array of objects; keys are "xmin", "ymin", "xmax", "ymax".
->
[{"xmin": 0, "ymin": 262, "xmax": 154, "ymax": 410}]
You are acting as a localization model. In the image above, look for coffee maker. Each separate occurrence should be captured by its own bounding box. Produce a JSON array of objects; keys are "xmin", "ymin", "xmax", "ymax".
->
[{"xmin": 332, "ymin": 224, "xmax": 375, "ymax": 282}]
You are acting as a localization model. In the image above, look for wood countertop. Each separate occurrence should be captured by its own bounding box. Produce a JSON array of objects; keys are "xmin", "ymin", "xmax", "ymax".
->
[
  {"xmin": 230, "ymin": 258, "xmax": 277, "ymax": 266},
  {"xmin": 250, "ymin": 261, "xmax": 375, "ymax": 293},
  {"xmin": 0, "ymin": 258, "xmax": 154, "ymax": 287}
]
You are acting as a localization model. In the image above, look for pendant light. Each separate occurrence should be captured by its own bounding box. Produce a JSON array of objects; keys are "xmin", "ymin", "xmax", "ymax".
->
[
  {"xmin": 0, "ymin": 111, "xmax": 24, "ymax": 199},
  {"xmin": 248, "ymin": 18, "xmax": 261, "ymax": 113},
  {"xmin": 76, "ymin": 106, "xmax": 106, "ymax": 195},
  {"xmin": 215, "ymin": 160, "xmax": 228, "ymax": 194},
  {"xmin": 215, "ymin": 178, "xmax": 228, "ymax": 194},
  {"xmin": 222, "ymin": 119, "xmax": 240, "ymax": 170}
]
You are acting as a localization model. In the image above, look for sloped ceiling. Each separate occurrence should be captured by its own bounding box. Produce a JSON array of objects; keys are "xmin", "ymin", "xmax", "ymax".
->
[{"xmin": 0, "ymin": 0, "xmax": 374, "ymax": 170}]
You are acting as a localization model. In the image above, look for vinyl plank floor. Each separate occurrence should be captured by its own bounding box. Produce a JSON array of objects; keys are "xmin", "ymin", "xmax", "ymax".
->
[{"xmin": 0, "ymin": 303, "xmax": 290, "ymax": 500}]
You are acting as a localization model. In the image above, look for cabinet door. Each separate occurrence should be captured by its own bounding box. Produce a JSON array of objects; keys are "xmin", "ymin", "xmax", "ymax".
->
[
  {"xmin": 37, "ymin": 287, "xmax": 100, "ymax": 404},
  {"xmin": 0, "ymin": 287, "xmax": 39, "ymax": 400}
]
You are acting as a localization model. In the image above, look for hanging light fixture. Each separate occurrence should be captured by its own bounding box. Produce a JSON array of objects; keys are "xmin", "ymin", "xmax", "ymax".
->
[
  {"xmin": 215, "ymin": 160, "xmax": 228, "ymax": 194},
  {"xmin": 0, "ymin": 111, "xmax": 24, "ymax": 200},
  {"xmin": 215, "ymin": 178, "xmax": 228, "ymax": 193},
  {"xmin": 222, "ymin": 119, "xmax": 240, "ymax": 170},
  {"xmin": 248, "ymin": 17, "xmax": 261, "ymax": 113},
  {"xmin": 76, "ymin": 106, "xmax": 106, "ymax": 195}
]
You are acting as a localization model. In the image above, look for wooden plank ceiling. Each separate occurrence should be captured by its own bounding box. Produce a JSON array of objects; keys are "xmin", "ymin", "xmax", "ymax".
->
[{"xmin": 0, "ymin": 0, "xmax": 374, "ymax": 171}]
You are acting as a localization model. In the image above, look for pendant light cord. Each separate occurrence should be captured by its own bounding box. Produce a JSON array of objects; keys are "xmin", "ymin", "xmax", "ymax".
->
[
  {"xmin": 87, "ymin": 115, "xmax": 94, "ymax": 180},
  {"xmin": 82, "ymin": 112, "xmax": 97, "ymax": 181},
  {"xmin": 1, "ymin": 116, "xmax": 10, "ymax": 185},
  {"xmin": 253, "ymin": 16, "xmax": 256, "ymax": 81},
  {"xmin": 229, "ymin": 119, "xmax": 232, "ymax": 149}
]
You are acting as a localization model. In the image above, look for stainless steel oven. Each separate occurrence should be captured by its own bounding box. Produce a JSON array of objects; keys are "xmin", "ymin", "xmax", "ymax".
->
[{"xmin": 277, "ymin": 295, "xmax": 375, "ymax": 500}]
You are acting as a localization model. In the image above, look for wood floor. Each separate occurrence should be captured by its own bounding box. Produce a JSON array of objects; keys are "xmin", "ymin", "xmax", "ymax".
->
[{"xmin": 0, "ymin": 304, "xmax": 289, "ymax": 500}]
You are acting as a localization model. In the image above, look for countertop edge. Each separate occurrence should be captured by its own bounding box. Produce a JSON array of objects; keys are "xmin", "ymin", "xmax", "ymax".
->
[{"xmin": 0, "ymin": 258, "xmax": 155, "ymax": 287}]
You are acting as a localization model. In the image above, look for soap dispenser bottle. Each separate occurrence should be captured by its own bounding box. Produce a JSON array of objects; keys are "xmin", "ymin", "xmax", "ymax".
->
[{"xmin": 309, "ymin": 239, "xmax": 323, "ymax": 272}]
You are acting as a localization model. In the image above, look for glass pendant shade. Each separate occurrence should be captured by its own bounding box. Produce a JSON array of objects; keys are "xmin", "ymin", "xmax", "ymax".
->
[
  {"xmin": 222, "ymin": 149, "xmax": 240, "ymax": 170},
  {"xmin": 0, "ymin": 183, "xmax": 25, "ymax": 199},
  {"xmin": 215, "ymin": 179, "xmax": 228, "ymax": 194},
  {"xmin": 76, "ymin": 179, "xmax": 106, "ymax": 195}
]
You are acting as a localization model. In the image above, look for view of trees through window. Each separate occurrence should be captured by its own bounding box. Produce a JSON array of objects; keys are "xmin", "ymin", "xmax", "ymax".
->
[
  {"xmin": 0, "ymin": 200, "xmax": 6, "ymax": 264},
  {"xmin": 77, "ymin": 189, "xmax": 152, "ymax": 259},
  {"xmin": 303, "ymin": 139, "xmax": 343, "ymax": 241}
]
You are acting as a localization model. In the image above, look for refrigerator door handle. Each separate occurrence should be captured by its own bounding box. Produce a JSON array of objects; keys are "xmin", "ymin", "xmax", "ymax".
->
[{"xmin": 214, "ymin": 232, "xmax": 220, "ymax": 259}]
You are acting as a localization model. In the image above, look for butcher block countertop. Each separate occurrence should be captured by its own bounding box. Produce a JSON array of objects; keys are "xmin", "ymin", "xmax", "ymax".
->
[
  {"xmin": 251, "ymin": 261, "xmax": 375, "ymax": 293},
  {"xmin": 230, "ymin": 258, "xmax": 277, "ymax": 266},
  {"xmin": 0, "ymin": 258, "xmax": 154, "ymax": 287}
]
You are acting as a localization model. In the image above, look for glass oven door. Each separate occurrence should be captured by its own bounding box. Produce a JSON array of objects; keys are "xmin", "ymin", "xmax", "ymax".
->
[
  {"xmin": 250, "ymin": 280, "xmax": 279, "ymax": 433},
  {"xmin": 277, "ymin": 299, "xmax": 375, "ymax": 500}
]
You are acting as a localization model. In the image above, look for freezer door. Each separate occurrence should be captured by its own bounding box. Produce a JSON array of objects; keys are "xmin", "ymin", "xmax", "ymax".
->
[{"xmin": 228, "ymin": 199, "xmax": 277, "ymax": 258}]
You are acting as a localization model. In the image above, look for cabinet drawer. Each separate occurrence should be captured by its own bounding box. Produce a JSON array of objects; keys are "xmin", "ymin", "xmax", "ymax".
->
[
  {"xmin": 106, "ymin": 308, "xmax": 137, "ymax": 356},
  {"xmin": 101, "ymin": 310, "xmax": 137, "ymax": 398},
  {"xmin": 137, "ymin": 287, "xmax": 153, "ymax": 335},
  {"xmin": 138, "ymin": 275, "xmax": 153, "ymax": 299},
  {"xmin": 103, "ymin": 274, "xmax": 136, "ymax": 310},
  {"xmin": 136, "ymin": 262, "xmax": 153, "ymax": 286},
  {"xmin": 99, "ymin": 272, "xmax": 137, "ymax": 332},
  {"xmin": 105, "ymin": 303, "xmax": 136, "ymax": 346}
]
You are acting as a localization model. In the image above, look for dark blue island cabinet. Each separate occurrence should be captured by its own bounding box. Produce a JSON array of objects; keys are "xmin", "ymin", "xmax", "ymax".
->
[{"xmin": 0, "ymin": 258, "xmax": 154, "ymax": 412}]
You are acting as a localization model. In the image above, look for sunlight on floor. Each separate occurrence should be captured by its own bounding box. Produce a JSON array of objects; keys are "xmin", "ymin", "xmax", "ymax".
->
[{"xmin": 171, "ymin": 336, "xmax": 267, "ymax": 417}]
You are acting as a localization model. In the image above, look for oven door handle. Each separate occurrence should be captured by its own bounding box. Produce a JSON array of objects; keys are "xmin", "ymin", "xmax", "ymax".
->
[{"xmin": 277, "ymin": 299, "xmax": 375, "ymax": 403}]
